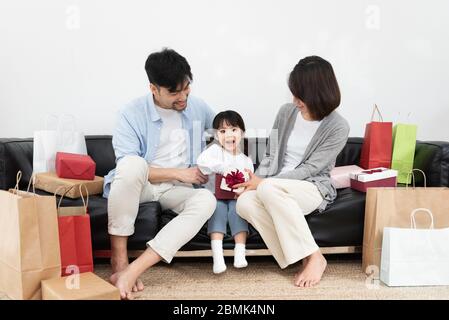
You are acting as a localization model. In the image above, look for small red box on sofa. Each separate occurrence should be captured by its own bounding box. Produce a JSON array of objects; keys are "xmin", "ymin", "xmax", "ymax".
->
[
  {"xmin": 56, "ymin": 152, "xmax": 96, "ymax": 180},
  {"xmin": 349, "ymin": 167, "xmax": 398, "ymax": 192}
]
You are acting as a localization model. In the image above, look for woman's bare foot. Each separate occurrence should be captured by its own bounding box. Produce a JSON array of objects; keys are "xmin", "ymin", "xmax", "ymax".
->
[
  {"xmin": 111, "ymin": 256, "xmax": 144, "ymax": 292},
  {"xmin": 110, "ymin": 268, "xmax": 139, "ymax": 300},
  {"xmin": 294, "ymin": 250, "xmax": 327, "ymax": 288}
]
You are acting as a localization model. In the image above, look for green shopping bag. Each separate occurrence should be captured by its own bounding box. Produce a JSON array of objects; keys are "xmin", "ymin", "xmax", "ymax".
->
[{"xmin": 391, "ymin": 123, "xmax": 417, "ymax": 184}]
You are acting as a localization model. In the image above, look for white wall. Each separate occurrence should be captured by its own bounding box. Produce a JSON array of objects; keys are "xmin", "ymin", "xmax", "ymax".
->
[{"xmin": 1, "ymin": 0, "xmax": 449, "ymax": 140}]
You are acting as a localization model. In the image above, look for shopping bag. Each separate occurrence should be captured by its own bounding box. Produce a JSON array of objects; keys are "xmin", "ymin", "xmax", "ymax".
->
[
  {"xmin": 0, "ymin": 172, "xmax": 61, "ymax": 299},
  {"xmin": 55, "ymin": 185, "xmax": 94, "ymax": 276},
  {"xmin": 391, "ymin": 123, "xmax": 417, "ymax": 184},
  {"xmin": 33, "ymin": 114, "xmax": 87, "ymax": 173},
  {"xmin": 380, "ymin": 208, "xmax": 449, "ymax": 286},
  {"xmin": 362, "ymin": 169, "xmax": 449, "ymax": 273},
  {"xmin": 359, "ymin": 105, "xmax": 393, "ymax": 169}
]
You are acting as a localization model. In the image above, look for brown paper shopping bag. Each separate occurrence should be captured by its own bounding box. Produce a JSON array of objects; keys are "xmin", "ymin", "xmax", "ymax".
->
[
  {"xmin": 0, "ymin": 172, "xmax": 61, "ymax": 299},
  {"xmin": 362, "ymin": 170, "xmax": 449, "ymax": 274}
]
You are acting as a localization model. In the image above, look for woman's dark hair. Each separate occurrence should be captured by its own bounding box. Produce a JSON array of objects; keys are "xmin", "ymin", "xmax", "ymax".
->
[
  {"xmin": 288, "ymin": 56, "xmax": 341, "ymax": 120},
  {"xmin": 213, "ymin": 110, "xmax": 246, "ymax": 132},
  {"xmin": 145, "ymin": 48, "xmax": 192, "ymax": 92}
]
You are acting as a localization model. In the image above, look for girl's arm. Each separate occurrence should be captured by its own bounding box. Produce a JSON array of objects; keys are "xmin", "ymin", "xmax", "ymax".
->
[{"xmin": 196, "ymin": 143, "xmax": 226, "ymax": 175}]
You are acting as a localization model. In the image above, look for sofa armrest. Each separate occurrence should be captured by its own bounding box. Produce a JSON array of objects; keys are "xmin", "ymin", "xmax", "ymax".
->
[{"xmin": 414, "ymin": 141, "xmax": 449, "ymax": 187}]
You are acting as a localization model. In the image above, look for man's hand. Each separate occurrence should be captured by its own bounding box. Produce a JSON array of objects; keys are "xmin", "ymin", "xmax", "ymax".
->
[
  {"xmin": 175, "ymin": 167, "xmax": 209, "ymax": 185},
  {"xmin": 233, "ymin": 169, "xmax": 263, "ymax": 196}
]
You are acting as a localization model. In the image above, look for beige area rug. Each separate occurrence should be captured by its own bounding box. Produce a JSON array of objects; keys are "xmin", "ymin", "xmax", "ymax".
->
[{"xmin": 2, "ymin": 256, "xmax": 449, "ymax": 300}]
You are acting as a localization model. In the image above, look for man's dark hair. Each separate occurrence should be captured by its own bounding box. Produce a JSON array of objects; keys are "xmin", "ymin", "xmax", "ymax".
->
[
  {"xmin": 288, "ymin": 56, "xmax": 341, "ymax": 120},
  {"xmin": 213, "ymin": 110, "xmax": 246, "ymax": 132},
  {"xmin": 145, "ymin": 48, "xmax": 193, "ymax": 92}
]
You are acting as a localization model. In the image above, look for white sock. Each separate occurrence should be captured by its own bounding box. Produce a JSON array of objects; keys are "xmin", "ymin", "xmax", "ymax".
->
[
  {"xmin": 234, "ymin": 243, "xmax": 248, "ymax": 268},
  {"xmin": 211, "ymin": 240, "xmax": 227, "ymax": 274}
]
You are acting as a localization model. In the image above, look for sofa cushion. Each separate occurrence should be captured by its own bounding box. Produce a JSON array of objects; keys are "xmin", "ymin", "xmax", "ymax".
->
[
  {"xmin": 306, "ymin": 188, "xmax": 366, "ymax": 247},
  {"xmin": 0, "ymin": 138, "xmax": 34, "ymax": 191},
  {"xmin": 84, "ymin": 135, "xmax": 116, "ymax": 177},
  {"xmin": 159, "ymin": 187, "xmax": 366, "ymax": 250},
  {"xmin": 89, "ymin": 199, "xmax": 161, "ymax": 251}
]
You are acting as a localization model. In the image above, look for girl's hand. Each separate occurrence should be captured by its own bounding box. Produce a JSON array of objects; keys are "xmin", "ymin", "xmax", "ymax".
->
[{"xmin": 233, "ymin": 169, "xmax": 263, "ymax": 196}]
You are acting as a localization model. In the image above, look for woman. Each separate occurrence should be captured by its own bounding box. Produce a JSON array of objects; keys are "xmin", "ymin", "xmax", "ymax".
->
[{"xmin": 234, "ymin": 56, "xmax": 349, "ymax": 288}]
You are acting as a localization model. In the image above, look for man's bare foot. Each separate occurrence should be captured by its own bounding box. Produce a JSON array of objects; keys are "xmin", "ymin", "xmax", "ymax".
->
[
  {"xmin": 294, "ymin": 250, "xmax": 327, "ymax": 288},
  {"xmin": 111, "ymin": 256, "xmax": 144, "ymax": 292},
  {"xmin": 110, "ymin": 269, "xmax": 137, "ymax": 300}
]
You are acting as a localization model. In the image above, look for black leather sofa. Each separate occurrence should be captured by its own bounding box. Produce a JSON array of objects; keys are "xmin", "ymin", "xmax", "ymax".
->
[{"xmin": 1, "ymin": 136, "xmax": 448, "ymax": 257}]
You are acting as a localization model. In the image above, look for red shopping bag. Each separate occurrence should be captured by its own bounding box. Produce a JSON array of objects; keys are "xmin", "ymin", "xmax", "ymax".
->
[
  {"xmin": 360, "ymin": 105, "xmax": 393, "ymax": 169},
  {"xmin": 56, "ymin": 185, "xmax": 93, "ymax": 276}
]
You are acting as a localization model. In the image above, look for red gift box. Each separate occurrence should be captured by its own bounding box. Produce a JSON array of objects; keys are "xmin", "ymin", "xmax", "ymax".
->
[
  {"xmin": 56, "ymin": 152, "xmax": 96, "ymax": 180},
  {"xmin": 349, "ymin": 168, "xmax": 397, "ymax": 192},
  {"xmin": 350, "ymin": 177, "xmax": 397, "ymax": 192},
  {"xmin": 215, "ymin": 173, "xmax": 237, "ymax": 200},
  {"xmin": 214, "ymin": 170, "xmax": 246, "ymax": 200}
]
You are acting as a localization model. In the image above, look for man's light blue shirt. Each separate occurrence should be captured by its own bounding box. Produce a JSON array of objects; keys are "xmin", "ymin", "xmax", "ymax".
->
[{"xmin": 103, "ymin": 94, "xmax": 216, "ymax": 198}]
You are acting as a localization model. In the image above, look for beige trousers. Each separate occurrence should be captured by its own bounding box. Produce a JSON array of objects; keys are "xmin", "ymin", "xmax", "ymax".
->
[
  {"xmin": 107, "ymin": 155, "xmax": 216, "ymax": 263},
  {"xmin": 236, "ymin": 178, "xmax": 323, "ymax": 269}
]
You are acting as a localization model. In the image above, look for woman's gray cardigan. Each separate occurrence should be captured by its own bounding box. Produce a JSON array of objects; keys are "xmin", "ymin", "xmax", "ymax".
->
[{"xmin": 255, "ymin": 103, "xmax": 350, "ymax": 212}]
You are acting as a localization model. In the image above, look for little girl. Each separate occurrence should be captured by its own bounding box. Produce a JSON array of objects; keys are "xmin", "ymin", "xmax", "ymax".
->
[{"xmin": 197, "ymin": 110, "xmax": 254, "ymax": 274}]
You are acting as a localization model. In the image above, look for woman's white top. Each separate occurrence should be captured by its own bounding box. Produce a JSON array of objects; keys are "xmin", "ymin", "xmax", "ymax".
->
[{"xmin": 279, "ymin": 111, "xmax": 322, "ymax": 175}]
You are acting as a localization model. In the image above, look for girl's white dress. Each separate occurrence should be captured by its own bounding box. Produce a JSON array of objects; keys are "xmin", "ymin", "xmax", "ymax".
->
[{"xmin": 196, "ymin": 143, "xmax": 254, "ymax": 193}]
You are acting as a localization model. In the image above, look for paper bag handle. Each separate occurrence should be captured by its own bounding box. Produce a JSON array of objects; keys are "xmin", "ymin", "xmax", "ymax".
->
[
  {"xmin": 405, "ymin": 169, "xmax": 427, "ymax": 189},
  {"xmin": 410, "ymin": 208, "xmax": 434, "ymax": 229},
  {"xmin": 12, "ymin": 171, "xmax": 36, "ymax": 195},
  {"xmin": 55, "ymin": 184, "xmax": 89, "ymax": 211},
  {"xmin": 395, "ymin": 111, "xmax": 412, "ymax": 124},
  {"xmin": 45, "ymin": 114, "xmax": 76, "ymax": 132},
  {"xmin": 80, "ymin": 184, "xmax": 89, "ymax": 209},
  {"xmin": 12, "ymin": 171, "xmax": 22, "ymax": 194},
  {"xmin": 370, "ymin": 104, "xmax": 384, "ymax": 122},
  {"xmin": 26, "ymin": 172, "xmax": 36, "ymax": 194}
]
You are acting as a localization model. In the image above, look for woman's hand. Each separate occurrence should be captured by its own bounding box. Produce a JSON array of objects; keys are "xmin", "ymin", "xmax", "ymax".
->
[{"xmin": 233, "ymin": 169, "xmax": 263, "ymax": 196}]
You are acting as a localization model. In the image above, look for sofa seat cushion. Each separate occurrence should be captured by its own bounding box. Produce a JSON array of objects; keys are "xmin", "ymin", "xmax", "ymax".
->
[
  {"xmin": 160, "ymin": 187, "xmax": 366, "ymax": 251},
  {"xmin": 306, "ymin": 188, "xmax": 366, "ymax": 247}
]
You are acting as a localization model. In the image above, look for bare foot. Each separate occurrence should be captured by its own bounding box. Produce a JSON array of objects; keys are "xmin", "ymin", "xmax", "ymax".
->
[
  {"xmin": 294, "ymin": 250, "xmax": 327, "ymax": 288},
  {"xmin": 111, "ymin": 256, "xmax": 145, "ymax": 292},
  {"xmin": 110, "ymin": 270, "xmax": 136, "ymax": 300}
]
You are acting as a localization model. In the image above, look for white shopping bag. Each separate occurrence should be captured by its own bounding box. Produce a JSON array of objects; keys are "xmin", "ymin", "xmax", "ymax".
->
[
  {"xmin": 33, "ymin": 115, "xmax": 87, "ymax": 173},
  {"xmin": 380, "ymin": 208, "xmax": 449, "ymax": 287}
]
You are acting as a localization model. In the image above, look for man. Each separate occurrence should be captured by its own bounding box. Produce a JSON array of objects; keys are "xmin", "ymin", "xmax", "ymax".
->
[{"xmin": 104, "ymin": 48, "xmax": 217, "ymax": 299}]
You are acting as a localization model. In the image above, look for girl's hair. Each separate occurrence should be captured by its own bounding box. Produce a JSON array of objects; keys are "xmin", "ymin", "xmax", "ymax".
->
[{"xmin": 212, "ymin": 110, "xmax": 246, "ymax": 132}]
